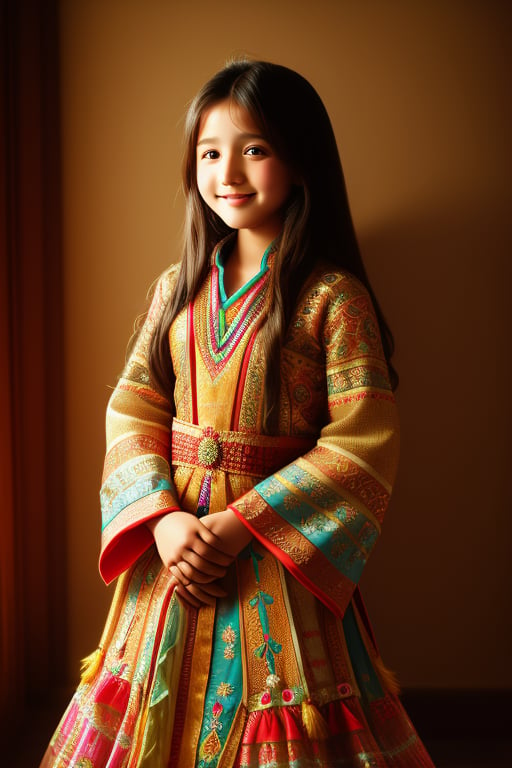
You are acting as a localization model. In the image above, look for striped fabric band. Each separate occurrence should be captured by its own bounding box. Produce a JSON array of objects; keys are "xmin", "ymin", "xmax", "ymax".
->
[{"xmin": 171, "ymin": 418, "xmax": 314, "ymax": 478}]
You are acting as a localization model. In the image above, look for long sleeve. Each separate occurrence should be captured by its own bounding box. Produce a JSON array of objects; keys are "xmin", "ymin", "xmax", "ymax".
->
[
  {"xmin": 229, "ymin": 272, "xmax": 399, "ymax": 618},
  {"xmin": 99, "ymin": 265, "xmax": 181, "ymax": 584}
]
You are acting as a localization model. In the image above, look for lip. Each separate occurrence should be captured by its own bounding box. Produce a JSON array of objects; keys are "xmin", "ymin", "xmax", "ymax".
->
[{"xmin": 217, "ymin": 193, "xmax": 256, "ymax": 206}]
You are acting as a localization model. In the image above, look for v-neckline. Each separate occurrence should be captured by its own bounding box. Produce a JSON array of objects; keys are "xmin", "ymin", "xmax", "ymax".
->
[
  {"xmin": 215, "ymin": 240, "xmax": 274, "ymax": 310},
  {"xmin": 192, "ymin": 239, "xmax": 276, "ymax": 382}
]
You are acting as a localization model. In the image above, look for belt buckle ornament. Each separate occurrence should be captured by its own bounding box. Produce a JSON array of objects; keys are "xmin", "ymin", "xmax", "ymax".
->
[{"xmin": 197, "ymin": 427, "xmax": 222, "ymax": 470}]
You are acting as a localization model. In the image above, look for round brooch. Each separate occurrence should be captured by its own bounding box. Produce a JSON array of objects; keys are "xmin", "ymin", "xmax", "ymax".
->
[{"xmin": 197, "ymin": 432, "xmax": 221, "ymax": 469}]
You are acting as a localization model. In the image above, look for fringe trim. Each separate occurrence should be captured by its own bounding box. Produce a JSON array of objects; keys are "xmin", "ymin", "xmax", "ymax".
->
[
  {"xmin": 301, "ymin": 699, "xmax": 329, "ymax": 740},
  {"xmin": 375, "ymin": 655, "xmax": 401, "ymax": 696},
  {"xmin": 80, "ymin": 646, "xmax": 105, "ymax": 686},
  {"xmin": 79, "ymin": 570, "xmax": 132, "ymax": 687}
]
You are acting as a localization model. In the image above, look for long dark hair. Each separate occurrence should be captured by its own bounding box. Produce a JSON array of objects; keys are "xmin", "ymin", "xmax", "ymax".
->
[{"xmin": 149, "ymin": 60, "xmax": 398, "ymax": 431}]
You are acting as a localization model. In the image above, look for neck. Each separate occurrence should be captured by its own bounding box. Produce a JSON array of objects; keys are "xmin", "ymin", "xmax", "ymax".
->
[
  {"xmin": 233, "ymin": 227, "xmax": 279, "ymax": 267},
  {"xmin": 221, "ymin": 229, "xmax": 277, "ymax": 299}
]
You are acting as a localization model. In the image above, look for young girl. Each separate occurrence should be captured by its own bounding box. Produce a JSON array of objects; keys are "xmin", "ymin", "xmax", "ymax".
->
[{"xmin": 42, "ymin": 60, "xmax": 434, "ymax": 768}]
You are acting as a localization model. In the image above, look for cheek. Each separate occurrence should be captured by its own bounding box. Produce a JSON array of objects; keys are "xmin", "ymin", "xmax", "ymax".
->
[
  {"xmin": 259, "ymin": 161, "xmax": 292, "ymax": 196},
  {"xmin": 196, "ymin": 166, "xmax": 212, "ymax": 200}
]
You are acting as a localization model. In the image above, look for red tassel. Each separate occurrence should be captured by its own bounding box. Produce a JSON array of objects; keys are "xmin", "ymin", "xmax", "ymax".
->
[
  {"xmin": 94, "ymin": 670, "xmax": 131, "ymax": 714},
  {"xmin": 326, "ymin": 700, "xmax": 363, "ymax": 734}
]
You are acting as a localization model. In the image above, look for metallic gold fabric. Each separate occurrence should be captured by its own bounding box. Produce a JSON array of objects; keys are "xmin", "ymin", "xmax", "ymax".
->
[{"xmin": 41, "ymin": 249, "xmax": 434, "ymax": 768}]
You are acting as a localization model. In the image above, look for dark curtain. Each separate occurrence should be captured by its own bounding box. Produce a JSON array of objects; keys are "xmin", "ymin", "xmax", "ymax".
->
[{"xmin": 0, "ymin": 0, "xmax": 66, "ymax": 734}]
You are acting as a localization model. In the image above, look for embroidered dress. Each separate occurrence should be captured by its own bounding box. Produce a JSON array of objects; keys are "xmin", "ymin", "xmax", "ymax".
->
[{"xmin": 41, "ymin": 240, "xmax": 435, "ymax": 768}]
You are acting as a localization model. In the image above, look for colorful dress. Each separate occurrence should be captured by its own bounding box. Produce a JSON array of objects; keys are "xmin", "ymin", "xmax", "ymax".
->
[{"xmin": 41, "ymin": 240, "xmax": 435, "ymax": 768}]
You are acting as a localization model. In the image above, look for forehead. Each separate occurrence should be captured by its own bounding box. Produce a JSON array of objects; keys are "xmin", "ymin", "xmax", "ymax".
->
[{"xmin": 197, "ymin": 98, "xmax": 262, "ymax": 142}]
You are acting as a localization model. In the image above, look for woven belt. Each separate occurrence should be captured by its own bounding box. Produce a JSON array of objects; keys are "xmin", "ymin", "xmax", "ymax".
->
[{"xmin": 171, "ymin": 418, "xmax": 314, "ymax": 478}]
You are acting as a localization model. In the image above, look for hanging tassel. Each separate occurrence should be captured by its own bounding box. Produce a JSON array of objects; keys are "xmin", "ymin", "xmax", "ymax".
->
[
  {"xmin": 94, "ymin": 670, "xmax": 131, "ymax": 714},
  {"xmin": 80, "ymin": 646, "xmax": 105, "ymax": 685},
  {"xmin": 375, "ymin": 656, "xmax": 400, "ymax": 696},
  {"xmin": 301, "ymin": 699, "xmax": 329, "ymax": 740}
]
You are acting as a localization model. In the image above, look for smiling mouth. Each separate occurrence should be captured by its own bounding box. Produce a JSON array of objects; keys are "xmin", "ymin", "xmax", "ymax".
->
[{"xmin": 217, "ymin": 193, "xmax": 256, "ymax": 202}]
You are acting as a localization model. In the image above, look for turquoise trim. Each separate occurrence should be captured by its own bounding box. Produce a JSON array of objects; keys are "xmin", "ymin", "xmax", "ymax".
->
[
  {"xmin": 101, "ymin": 475, "xmax": 173, "ymax": 529},
  {"xmin": 342, "ymin": 603, "xmax": 384, "ymax": 704},
  {"xmin": 149, "ymin": 594, "xmax": 182, "ymax": 706},
  {"xmin": 262, "ymin": 464, "xmax": 379, "ymax": 550},
  {"xmin": 215, "ymin": 239, "xmax": 274, "ymax": 310},
  {"xmin": 253, "ymin": 470, "xmax": 377, "ymax": 584},
  {"xmin": 196, "ymin": 567, "xmax": 243, "ymax": 767},
  {"xmin": 278, "ymin": 463, "xmax": 379, "ymax": 545}
]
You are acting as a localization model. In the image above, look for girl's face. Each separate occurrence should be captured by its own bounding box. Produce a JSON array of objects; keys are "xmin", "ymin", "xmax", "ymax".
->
[{"xmin": 196, "ymin": 99, "xmax": 294, "ymax": 241}]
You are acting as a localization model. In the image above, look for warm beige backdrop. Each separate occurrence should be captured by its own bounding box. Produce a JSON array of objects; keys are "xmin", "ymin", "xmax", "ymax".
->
[{"xmin": 60, "ymin": 0, "xmax": 511, "ymax": 689}]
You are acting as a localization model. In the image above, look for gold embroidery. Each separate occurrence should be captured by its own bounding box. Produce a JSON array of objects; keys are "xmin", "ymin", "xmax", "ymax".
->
[{"xmin": 216, "ymin": 682, "xmax": 234, "ymax": 697}]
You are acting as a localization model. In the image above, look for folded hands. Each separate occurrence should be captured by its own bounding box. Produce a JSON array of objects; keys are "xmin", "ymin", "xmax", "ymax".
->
[{"xmin": 147, "ymin": 509, "xmax": 252, "ymax": 608}]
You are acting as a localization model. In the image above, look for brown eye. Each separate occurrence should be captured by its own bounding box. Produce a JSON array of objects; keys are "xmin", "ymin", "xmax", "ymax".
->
[
  {"xmin": 202, "ymin": 150, "xmax": 219, "ymax": 160},
  {"xmin": 245, "ymin": 146, "xmax": 266, "ymax": 156}
]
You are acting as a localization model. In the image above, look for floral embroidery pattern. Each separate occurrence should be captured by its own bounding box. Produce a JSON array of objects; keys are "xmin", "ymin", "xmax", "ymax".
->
[
  {"xmin": 260, "ymin": 673, "xmax": 280, "ymax": 706},
  {"xmin": 216, "ymin": 682, "xmax": 234, "ymax": 698},
  {"xmin": 198, "ymin": 701, "xmax": 224, "ymax": 763},
  {"xmin": 221, "ymin": 625, "xmax": 236, "ymax": 660},
  {"xmin": 259, "ymin": 477, "xmax": 283, "ymax": 498},
  {"xmin": 258, "ymin": 679, "xmax": 303, "ymax": 709},
  {"xmin": 197, "ymin": 592, "xmax": 242, "ymax": 768},
  {"xmin": 301, "ymin": 512, "xmax": 337, "ymax": 536},
  {"xmin": 283, "ymin": 494, "xmax": 301, "ymax": 511}
]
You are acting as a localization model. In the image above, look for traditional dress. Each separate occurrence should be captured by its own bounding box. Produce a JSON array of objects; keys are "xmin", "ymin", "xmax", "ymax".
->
[{"xmin": 42, "ymin": 240, "xmax": 435, "ymax": 767}]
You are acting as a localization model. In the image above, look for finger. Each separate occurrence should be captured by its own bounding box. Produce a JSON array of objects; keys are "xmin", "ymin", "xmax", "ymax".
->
[
  {"xmin": 184, "ymin": 582, "xmax": 225, "ymax": 605},
  {"xmin": 168, "ymin": 574, "xmax": 179, "ymax": 589},
  {"xmin": 168, "ymin": 548, "xmax": 228, "ymax": 582},
  {"xmin": 169, "ymin": 564, "xmax": 190, "ymax": 586},
  {"xmin": 196, "ymin": 525, "xmax": 234, "ymax": 563},
  {"xmin": 196, "ymin": 580, "xmax": 228, "ymax": 598},
  {"xmin": 197, "ymin": 523, "xmax": 225, "ymax": 548},
  {"xmin": 192, "ymin": 536, "xmax": 233, "ymax": 566},
  {"xmin": 179, "ymin": 554, "xmax": 228, "ymax": 582},
  {"xmin": 184, "ymin": 549, "xmax": 229, "ymax": 577},
  {"xmin": 174, "ymin": 584, "xmax": 201, "ymax": 609}
]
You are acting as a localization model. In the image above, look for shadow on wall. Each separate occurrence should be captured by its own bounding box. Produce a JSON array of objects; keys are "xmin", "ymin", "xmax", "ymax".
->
[{"xmin": 357, "ymin": 195, "xmax": 511, "ymax": 690}]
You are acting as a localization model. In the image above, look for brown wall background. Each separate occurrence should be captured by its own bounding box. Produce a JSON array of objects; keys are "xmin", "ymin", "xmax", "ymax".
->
[{"xmin": 60, "ymin": 0, "xmax": 511, "ymax": 689}]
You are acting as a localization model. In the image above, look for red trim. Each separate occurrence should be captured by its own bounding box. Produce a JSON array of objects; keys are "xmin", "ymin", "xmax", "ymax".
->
[
  {"xmin": 229, "ymin": 506, "xmax": 344, "ymax": 620},
  {"xmin": 187, "ymin": 303, "xmax": 198, "ymax": 425},
  {"xmin": 231, "ymin": 331, "xmax": 257, "ymax": 431},
  {"xmin": 167, "ymin": 607, "xmax": 198, "ymax": 768},
  {"xmin": 99, "ymin": 506, "xmax": 180, "ymax": 584},
  {"xmin": 116, "ymin": 380, "xmax": 169, "ymax": 406},
  {"xmin": 149, "ymin": 582, "xmax": 178, "ymax": 671}
]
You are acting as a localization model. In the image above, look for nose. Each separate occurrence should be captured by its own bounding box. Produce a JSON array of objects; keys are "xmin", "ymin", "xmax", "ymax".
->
[{"xmin": 220, "ymin": 152, "xmax": 244, "ymax": 186}]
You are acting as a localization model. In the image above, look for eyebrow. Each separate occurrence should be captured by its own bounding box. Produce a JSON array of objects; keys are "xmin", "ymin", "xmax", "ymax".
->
[{"xmin": 197, "ymin": 132, "xmax": 266, "ymax": 146}]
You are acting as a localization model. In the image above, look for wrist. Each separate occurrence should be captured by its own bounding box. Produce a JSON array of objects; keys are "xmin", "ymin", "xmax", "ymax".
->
[
  {"xmin": 222, "ymin": 509, "xmax": 253, "ymax": 549},
  {"xmin": 146, "ymin": 511, "xmax": 178, "ymax": 536}
]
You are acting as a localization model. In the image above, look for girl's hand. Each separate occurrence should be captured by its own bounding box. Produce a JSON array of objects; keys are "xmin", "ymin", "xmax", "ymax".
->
[
  {"xmin": 148, "ymin": 511, "xmax": 232, "ymax": 582},
  {"xmin": 171, "ymin": 576, "xmax": 228, "ymax": 609},
  {"xmin": 201, "ymin": 509, "xmax": 253, "ymax": 558},
  {"xmin": 172, "ymin": 511, "xmax": 252, "ymax": 608}
]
